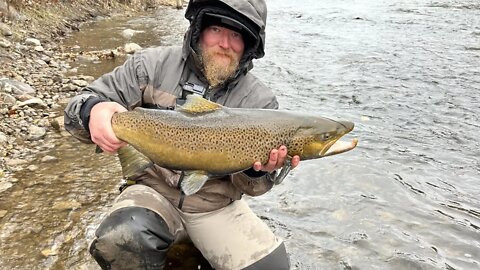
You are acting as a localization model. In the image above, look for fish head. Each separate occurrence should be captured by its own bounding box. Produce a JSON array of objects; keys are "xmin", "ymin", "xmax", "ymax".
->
[{"xmin": 299, "ymin": 119, "xmax": 357, "ymax": 159}]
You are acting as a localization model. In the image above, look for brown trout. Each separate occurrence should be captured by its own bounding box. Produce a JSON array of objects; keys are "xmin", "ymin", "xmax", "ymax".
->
[{"xmin": 112, "ymin": 95, "xmax": 357, "ymax": 195}]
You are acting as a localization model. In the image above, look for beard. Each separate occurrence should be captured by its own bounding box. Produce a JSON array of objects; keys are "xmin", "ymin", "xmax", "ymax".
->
[{"xmin": 199, "ymin": 45, "xmax": 241, "ymax": 88}]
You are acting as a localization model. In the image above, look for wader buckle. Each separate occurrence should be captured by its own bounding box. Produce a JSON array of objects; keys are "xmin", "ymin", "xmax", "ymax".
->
[
  {"xmin": 119, "ymin": 178, "xmax": 137, "ymax": 193},
  {"xmin": 182, "ymin": 82, "xmax": 206, "ymax": 96}
]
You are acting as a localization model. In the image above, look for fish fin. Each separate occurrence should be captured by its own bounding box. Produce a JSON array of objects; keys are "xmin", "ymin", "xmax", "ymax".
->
[
  {"xmin": 181, "ymin": 171, "xmax": 210, "ymax": 196},
  {"xmin": 178, "ymin": 95, "xmax": 222, "ymax": 114}
]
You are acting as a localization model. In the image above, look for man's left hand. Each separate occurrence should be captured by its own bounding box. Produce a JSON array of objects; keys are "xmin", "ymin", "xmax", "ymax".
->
[{"xmin": 253, "ymin": 145, "xmax": 300, "ymax": 172}]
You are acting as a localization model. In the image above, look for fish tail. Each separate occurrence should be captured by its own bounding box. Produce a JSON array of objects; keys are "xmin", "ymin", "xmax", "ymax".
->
[{"xmin": 117, "ymin": 145, "xmax": 153, "ymax": 179}]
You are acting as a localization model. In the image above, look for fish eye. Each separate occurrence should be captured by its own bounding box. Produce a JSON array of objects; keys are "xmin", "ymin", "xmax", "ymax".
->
[{"xmin": 317, "ymin": 133, "xmax": 332, "ymax": 141}]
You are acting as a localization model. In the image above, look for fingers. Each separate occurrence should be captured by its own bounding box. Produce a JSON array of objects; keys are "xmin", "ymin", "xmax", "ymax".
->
[
  {"xmin": 276, "ymin": 146, "xmax": 287, "ymax": 167},
  {"xmin": 291, "ymin": 155, "xmax": 300, "ymax": 169},
  {"xmin": 261, "ymin": 148, "xmax": 279, "ymax": 172},
  {"xmin": 91, "ymin": 130, "xmax": 126, "ymax": 154},
  {"xmin": 89, "ymin": 102, "xmax": 127, "ymax": 154},
  {"xmin": 254, "ymin": 145, "xmax": 301, "ymax": 172}
]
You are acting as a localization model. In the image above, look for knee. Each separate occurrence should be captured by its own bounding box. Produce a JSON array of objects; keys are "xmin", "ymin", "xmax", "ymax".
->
[
  {"xmin": 89, "ymin": 207, "xmax": 174, "ymax": 269},
  {"xmin": 243, "ymin": 242, "xmax": 290, "ymax": 270}
]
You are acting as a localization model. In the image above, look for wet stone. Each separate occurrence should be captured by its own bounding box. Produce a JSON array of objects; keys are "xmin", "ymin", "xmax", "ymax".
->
[
  {"xmin": 6, "ymin": 158, "xmax": 28, "ymax": 167},
  {"xmin": 25, "ymin": 38, "xmax": 41, "ymax": 47},
  {"xmin": 28, "ymin": 126, "xmax": 47, "ymax": 141},
  {"xmin": 17, "ymin": 98, "xmax": 48, "ymax": 109},
  {"xmin": 41, "ymin": 248, "xmax": 58, "ymax": 257},
  {"xmin": 27, "ymin": 164, "xmax": 39, "ymax": 171},
  {"xmin": 71, "ymin": 79, "xmax": 88, "ymax": 87},
  {"xmin": 0, "ymin": 93, "xmax": 16, "ymax": 108},
  {"xmin": 0, "ymin": 131, "xmax": 7, "ymax": 144},
  {"xmin": 0, "ymin": 23, "xmax": 12, "ymax": 36},
  {"xmin": 41, "ymin": 155, "xmax": 57, "ymax": 163},
  {"xmin": 0, "ymin": 37, "xmax": 11, "ymax": 48},
  {"xmin": 52, "ymin": 200, "xmax": 81, "ymax": 210},
  {"xmin": 0, "ymin": 181, "xmax": 13, "ymax": 193}
]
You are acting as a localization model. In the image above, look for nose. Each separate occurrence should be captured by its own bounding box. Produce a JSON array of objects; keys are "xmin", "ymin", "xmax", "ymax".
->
[{"xmin": 218, "ymin": 33, "xmax": 231, "ymax": 49}]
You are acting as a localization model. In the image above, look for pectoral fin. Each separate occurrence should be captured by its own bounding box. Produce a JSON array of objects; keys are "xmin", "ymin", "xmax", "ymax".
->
[{"xmin": 181, "ymin": 171, "xmax": 210, "ymax": 196}]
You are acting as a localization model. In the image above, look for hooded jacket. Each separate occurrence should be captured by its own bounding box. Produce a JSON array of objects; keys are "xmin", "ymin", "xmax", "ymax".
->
[{"xmin": 64, "ymin": 0, "xmax": 277, "ymax": 213}]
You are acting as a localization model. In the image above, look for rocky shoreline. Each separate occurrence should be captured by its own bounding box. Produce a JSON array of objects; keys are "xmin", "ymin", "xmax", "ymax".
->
[{"xmin": 0, "ymin": 1, "xmax": 182, "ymax": 193}]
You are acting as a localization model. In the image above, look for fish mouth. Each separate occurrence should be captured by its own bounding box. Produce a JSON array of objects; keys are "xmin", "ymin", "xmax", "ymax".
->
[{"xmin": 322, "ymin": 138, "xmax": 358, "ymax": 157}]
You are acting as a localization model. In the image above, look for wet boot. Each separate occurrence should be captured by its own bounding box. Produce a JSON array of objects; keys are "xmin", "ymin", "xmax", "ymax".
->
[
  {"xmin": 89, "ymin": 207, "xmax": 174, "ymax": 270},
  {"xmin": 243, "ymin": 242, "xmax": 290, "ymax": 270}
]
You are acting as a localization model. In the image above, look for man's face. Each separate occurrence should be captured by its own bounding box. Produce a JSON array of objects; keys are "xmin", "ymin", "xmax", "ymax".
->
[{"xmin": 199, "ymin": 25, "xmax": 245, "ymax": 87}]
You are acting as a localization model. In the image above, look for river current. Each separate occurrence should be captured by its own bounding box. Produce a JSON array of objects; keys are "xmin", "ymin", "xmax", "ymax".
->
[{"xmin": 0, "ymin": 0, "xmax": 479, "ymax": 269}]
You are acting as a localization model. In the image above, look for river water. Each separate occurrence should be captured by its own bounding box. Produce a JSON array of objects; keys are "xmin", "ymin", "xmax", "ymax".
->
[{"xmin": 1, "ymin": 0, "xmax": 479, "ymax": 269}]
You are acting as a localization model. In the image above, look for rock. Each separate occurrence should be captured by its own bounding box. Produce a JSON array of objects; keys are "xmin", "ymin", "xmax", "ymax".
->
[
  {"xmin": 25, "ymin": 38, "xmax": 41, "ymax": 47},
  {"xmin": 41, "ymin": 248, "xmax": 58, "ymax": 257},
  {"xmin": 0, "ymin": 23, "xmax": 12, "ymax": 36},
  {"xmin": 0, "ymin": 210, "xmax": 7, "ymax": 218},
  {"xmin": 79, "ymin": 75, "xmax": 95, "ymax": 82},
  {"xmin": 71, "ymin": 79, "xmax": 88, "ymax": 87},
  {"xmin": 0, "ymin": 92, "xmax": 16, "ymax": 108},
  {"xmin": 52, "ymin": 200, "xmax": 81, "ymax": 210},
  {"xmin": 0, "ymin": 79, "xmax": 36, "ymax": 96},
  {"xmin": 0, "ymin": 181, "xmax": 13, "ymax": 193},
  {"xmin": 27, "ymin": 164, "xmax": 39, "ymax": 171},
  {"xmin": 17, "ymin": 98, "xmax": 48, "ymax": 109},
  {"xmin": 0, "ymin": 37, "xmax": 11, "ymax": 48},
  {"xmin": 15, "ymin": 93, "xmax": 35, "ymax": 102},
  {"xmin": 28, "ymin": 126, "xmax": 47, "ymax": 141},
  {"xmin": 34, "ymin": 45, "xmax": 45, "ymax": 52},
  {"xmin": 0, "ymin": 132, "xmax": 7, "ymax": 144},
  {"xmin": 35, "ymin": 59, "xmax": 48, "ymax": 66},
  {"xmin": 125, "ymin": 42, "xmax": 142, "ymax": 54},
  {"xmin": 50, "ymin": 116, "xmax": 64, "ymax": 131},
  {"xmin": 71, "ymin": 45, "xmax": 81, "ymax": 51},
  {"xmin": 121, "ymin": 29, "xmax": 143, "ymax": 39},
  {"xmin": 61, "ymin": 83, "xmax": 79, "ymax": 92},
  {"xmin": 41, "ymin": 155, "xmax": 57, "ymax": 163},
  {"xmin": 5, "ymin": 158, "xmax": 28, "ymax": 167}
]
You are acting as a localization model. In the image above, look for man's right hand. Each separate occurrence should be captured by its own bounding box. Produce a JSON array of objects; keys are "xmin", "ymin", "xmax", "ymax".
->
[{"xmin": 89, "ymin": 102, "xmax": 127, "ymax": 154}]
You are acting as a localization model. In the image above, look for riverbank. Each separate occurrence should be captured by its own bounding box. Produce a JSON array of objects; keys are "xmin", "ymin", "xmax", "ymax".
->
[{"xmin": 0, "ymin": 0, "xmax": 183, "ymax": 192}]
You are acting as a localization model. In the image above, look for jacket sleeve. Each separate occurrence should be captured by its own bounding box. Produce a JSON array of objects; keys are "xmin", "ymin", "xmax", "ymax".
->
[{"xmin": 64, "ymin": 50, "xmax": 150, "ymax": 143}]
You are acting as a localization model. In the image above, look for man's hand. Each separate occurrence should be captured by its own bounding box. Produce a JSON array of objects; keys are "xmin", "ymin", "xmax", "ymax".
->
[
  {"xmin": 253, "ymin": 145, "xmax": 300, "ymax": 172},
  {"xmin": 89, "ymin": 102, "xmax": 127, "ymax": 154}
]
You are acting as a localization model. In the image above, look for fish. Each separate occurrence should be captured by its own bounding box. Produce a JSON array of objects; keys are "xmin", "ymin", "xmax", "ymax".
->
[{"xmin": 111, "ymin": 95, "xmax": 358, "ymax": 195}]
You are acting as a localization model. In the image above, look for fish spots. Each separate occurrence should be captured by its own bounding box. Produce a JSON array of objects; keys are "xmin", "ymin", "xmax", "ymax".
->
[{"xmin": 112, "ymin": 108, "xmax": 352, "ymax": 174}]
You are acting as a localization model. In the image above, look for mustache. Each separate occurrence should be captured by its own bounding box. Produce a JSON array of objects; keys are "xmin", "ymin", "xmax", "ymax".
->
[{"xmin": 209, "ymin": 49, "xmax": 236, "ymax": 60}]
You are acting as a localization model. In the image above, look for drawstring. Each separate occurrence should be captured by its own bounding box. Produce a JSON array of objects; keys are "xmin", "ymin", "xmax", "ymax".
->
[{"xmin": 177, "ymin": 172, "xmax": 186, "ymax": 209}]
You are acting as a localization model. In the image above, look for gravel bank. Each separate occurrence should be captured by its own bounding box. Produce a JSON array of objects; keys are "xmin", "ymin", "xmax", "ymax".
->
[{"xmin": 0, "ymin": 0, "xmax": 182, "ymax": 191}]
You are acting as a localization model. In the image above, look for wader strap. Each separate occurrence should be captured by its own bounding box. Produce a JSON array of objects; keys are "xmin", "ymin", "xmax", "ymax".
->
[{"xmin": 177, "ymin": 172, "xmax": 186, "ymax": 209}]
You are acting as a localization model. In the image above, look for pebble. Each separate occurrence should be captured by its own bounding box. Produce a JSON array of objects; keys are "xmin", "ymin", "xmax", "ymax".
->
[{"xmin": 0, "ymin": 181, "xmax": 13, "ymax": 193}]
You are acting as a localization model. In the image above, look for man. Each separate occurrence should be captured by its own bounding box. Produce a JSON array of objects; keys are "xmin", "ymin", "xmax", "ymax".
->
[{"xmin": 64, "ymin": 0, "xmax": 300, "ymax": 269}]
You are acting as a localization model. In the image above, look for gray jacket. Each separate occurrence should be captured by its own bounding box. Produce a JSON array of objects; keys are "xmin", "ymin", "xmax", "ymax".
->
[{"xmin": 64, "ymin": 0, "xmax": 277, "ymax": 212}]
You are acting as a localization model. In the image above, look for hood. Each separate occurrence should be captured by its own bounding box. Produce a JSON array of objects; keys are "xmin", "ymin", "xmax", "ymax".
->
[{"xmin": 182, "ymin": 0, "xmax": 267, "ymax": 86}]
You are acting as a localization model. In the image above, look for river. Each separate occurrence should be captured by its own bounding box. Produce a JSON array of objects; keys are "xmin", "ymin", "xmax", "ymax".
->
[{"xmin": 0, "ymin": 0, "xmax": 479, "ymax": 269}]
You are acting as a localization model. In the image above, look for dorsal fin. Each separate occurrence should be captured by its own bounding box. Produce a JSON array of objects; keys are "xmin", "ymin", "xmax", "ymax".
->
[{"xmin": 178, "ymin": 95, "xmax": 222, "ymax": 114}]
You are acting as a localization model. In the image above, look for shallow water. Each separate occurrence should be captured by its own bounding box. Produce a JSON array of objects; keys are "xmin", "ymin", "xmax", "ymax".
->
[{"xmin": 0, "ymin": 1, "xmax": 479, "ymax": 269}]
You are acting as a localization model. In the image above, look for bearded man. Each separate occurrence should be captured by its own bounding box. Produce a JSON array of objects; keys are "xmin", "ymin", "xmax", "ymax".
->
[{"xmin": 64, "ymin": 0, "xmax": 299, "ymax": 269}]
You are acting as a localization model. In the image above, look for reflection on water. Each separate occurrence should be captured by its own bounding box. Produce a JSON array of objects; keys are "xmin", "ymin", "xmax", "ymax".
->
[{"xmin": 1, "ymin": 1, "xmax": 479, "ymax": 269}]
